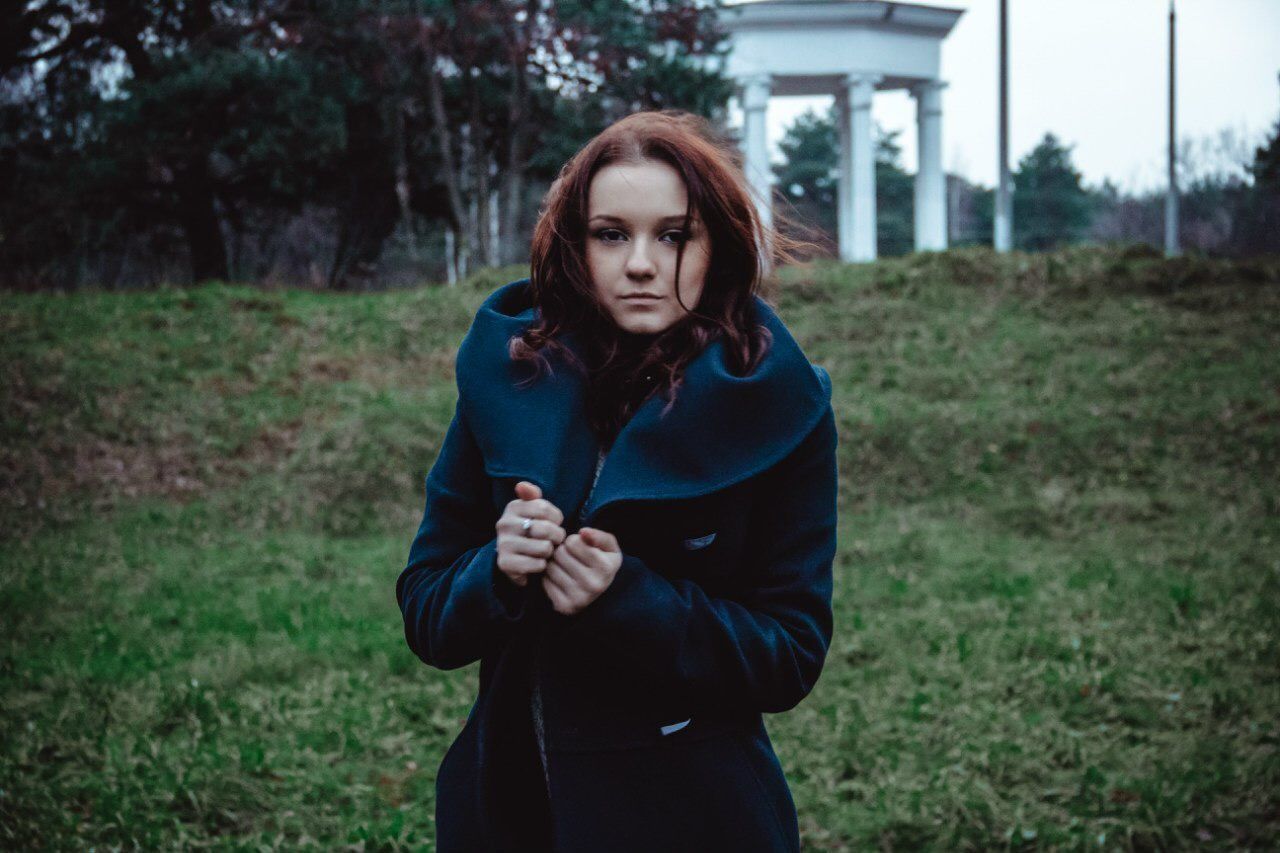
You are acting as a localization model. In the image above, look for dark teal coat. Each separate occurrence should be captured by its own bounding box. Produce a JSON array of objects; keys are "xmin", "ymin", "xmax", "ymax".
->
[{"xmin": 397, "ymin": 279, "xmax": 838, "ymax": 852}]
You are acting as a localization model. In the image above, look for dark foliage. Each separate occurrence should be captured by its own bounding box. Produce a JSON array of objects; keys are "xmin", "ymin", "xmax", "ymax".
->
[{"xmin": 0, "ymin": 0, "xmax": 733, "ymax": 289}]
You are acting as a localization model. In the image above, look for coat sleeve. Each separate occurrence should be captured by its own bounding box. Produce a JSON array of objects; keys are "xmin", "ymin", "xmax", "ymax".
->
[
  {"xmin": 396, "ymin": 399, "xmax": 528, "ymax": 670},
  {"xmin": 568, "ymin": 406, "xmax": 838, "ymax": 714}
]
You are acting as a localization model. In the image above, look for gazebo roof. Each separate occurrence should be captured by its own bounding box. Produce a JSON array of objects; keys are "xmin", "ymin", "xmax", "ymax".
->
[
  {"xmin": 723, "ymin": 0, "xmax": 963, "ymax": 37},
  {"xmin": 720, "ymin": 0, "xmax": 964, "ymax": 94}
]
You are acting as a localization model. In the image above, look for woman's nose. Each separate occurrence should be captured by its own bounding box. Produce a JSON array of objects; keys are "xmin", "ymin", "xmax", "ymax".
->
[{"xmin": 625, "ymin": 239, "xmax": 657, "ymax": 279}]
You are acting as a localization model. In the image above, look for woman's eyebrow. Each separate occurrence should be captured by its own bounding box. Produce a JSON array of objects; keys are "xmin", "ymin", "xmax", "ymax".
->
[{"xmin": 588, "ymin": 214, "xmax": 695, "ymax": 225}]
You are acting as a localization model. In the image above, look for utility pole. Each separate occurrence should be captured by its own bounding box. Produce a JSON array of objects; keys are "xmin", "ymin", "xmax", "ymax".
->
[
  {"xmin": 1164, "ymin": 0, "xmax": 1181, "ymax": 257},
  {"xmin": 994, "ymin": 0, "xmax": 1013, "ymax": 252}
]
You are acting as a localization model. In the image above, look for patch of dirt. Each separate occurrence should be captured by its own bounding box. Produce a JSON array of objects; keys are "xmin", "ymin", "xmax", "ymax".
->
[
  {"xmin": 0, "ymin": 415, "xmax": 313, "ymax": 538},
  {"xmin": 2, "ymin": 348, "xmax": 456, "ymax": 537},
  {"xmin": 230, "ymin": 419, "xmax": 305, "ymax": 471},
  {"xmin": 69, "ymin": 437, "xmax": 208, "ymax": 500},
  {"xmin": 301, "ymin": 355, "xmax": 353, "ymax": 382},
  {"xmin": 294, "ymin": 349, "xmax": 456, "ymax": 389}
]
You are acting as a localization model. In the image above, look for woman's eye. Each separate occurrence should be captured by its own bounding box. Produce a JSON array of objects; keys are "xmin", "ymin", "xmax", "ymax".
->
[{"xmin": 593, "ymin": 228, "xmax": 692, "ymax": 245}]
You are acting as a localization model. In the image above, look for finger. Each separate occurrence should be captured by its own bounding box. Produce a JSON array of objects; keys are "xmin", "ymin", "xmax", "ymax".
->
[
  {"xmin": 499, "ymin": 516, "xmax": 542, "ymax": 539},
  {"xmin": 497, "ymin": 550, "xmax": 547, "ymax": 577},
  {"xmin": 498, "ymin": 510, "xmax": 562, "ymax": 538},
  {"xmin": 523, "ymin": 518, "xmax": 567, "ymax": 544},
  {"xmin": 541, "ymin": 574, "xmax": 572, "ymax": 615},
  {"xmin": 552, "ymin": 542, "xmax": 602, "ymax": 594},
  {"xmin": 561, "ymin": 533, "xmax": 603, "ymax": 572},
  {"xmin": 545, "ymin": 561, "xmax": 588, "ymax": 606},
  {"xmin": 506, "ymin": 533, "xmax": 554, "ymax": 560},
  {"xmin": 532, "ymin": 498, "xmax": 565, "ymax": 526},
  {"xmin": 514, "ymin": 481, "xmax": 542, "ymax": 501},
  {"xmin": 508, "ymin": 497, "xmax": 563, "ymax": 525},
  {"xmin": 580, "ymin": 527, "xmax": 620, "ymax": 553},
  {"xmin": 542, "ymin": 566, "xmax": 577, "ymax": 606}
]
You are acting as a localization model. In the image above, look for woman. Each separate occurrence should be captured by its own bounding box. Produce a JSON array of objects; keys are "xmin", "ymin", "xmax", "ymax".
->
[{"xmin": 396, "ymin": 110, "xmax": 837, "ymax": 852}]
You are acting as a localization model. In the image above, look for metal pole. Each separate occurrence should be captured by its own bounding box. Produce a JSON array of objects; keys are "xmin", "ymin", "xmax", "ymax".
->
[
  {"xmin": 994, "ymin": 0, "xmax": 1013, "ymax": 252},
  {"xmin": 1164, "ymin": 0, "xmax": 1180, "ymax": 257}
]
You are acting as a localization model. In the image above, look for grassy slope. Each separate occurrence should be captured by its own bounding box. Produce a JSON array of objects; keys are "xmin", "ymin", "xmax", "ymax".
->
[{"xmin": 1, "ymin": 249, "xmax": 1277, "ymax": 850}]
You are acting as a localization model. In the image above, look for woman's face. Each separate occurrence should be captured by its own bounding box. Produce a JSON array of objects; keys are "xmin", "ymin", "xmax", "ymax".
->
[{"xmin": 584, "ymin": 159, "xmax": 710, "ymax": 335}]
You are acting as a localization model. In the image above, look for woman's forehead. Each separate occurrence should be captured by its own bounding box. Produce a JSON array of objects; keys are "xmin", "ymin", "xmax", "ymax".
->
[{"xmin": 587, "ymin": 161, "xmax": 690, "ymax": 222}]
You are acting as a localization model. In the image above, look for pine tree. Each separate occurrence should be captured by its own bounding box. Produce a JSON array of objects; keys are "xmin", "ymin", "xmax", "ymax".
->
[
  {"xmin": 773, "ymin": 106, "xmax": 916, "ymax": 257},
  {"xmin": 1235, "ymin": 81, "xmax": 1280, "ymax": 254},
  {"xmin": 1013, "ymin": 132, "xmax": 1092, "ymax": 251}
]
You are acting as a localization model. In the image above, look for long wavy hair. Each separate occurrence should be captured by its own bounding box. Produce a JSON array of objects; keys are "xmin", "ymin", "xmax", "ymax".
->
[{"xmin": 510, "ymin": 109, "xmax": 793, "ymax": 448}]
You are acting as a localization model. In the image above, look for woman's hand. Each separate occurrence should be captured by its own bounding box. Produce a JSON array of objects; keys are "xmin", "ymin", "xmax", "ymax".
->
[
  {"xmin": 542, "ymin": 527, "xmax": 623, "ymax": 616},
  {"xmin": 495, "ymin": 481, "xmax": 566, "ymax": 588}
]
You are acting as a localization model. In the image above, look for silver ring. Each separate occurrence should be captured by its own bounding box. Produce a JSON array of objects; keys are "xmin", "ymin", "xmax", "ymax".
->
[{"xmin": 520, "ymin": 517, "xmax": 534, "ymax": 535}]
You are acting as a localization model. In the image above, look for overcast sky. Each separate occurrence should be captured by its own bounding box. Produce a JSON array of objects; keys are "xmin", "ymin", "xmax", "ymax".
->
[{"xmin": 733, "ymin": 0, "xmax": 1280, "ymax": 193}]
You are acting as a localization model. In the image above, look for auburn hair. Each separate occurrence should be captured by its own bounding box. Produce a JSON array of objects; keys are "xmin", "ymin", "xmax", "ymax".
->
[{"xmin": 511, "ymin": 109, "xmax": 796, "ymax": 448}]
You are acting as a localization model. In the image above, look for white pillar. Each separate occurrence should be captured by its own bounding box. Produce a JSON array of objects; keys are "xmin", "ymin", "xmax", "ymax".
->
[
  {"xmin": 842, "ymin": 73, "xmax": 880, "ymax": 262},
  {"xmin": 913, "ymin": 80, "xmax": 948, "ymax": 252},
  {"xmin": 740, "ymin": 74, "xmax": 773, "ymax": 236},
  {"xmin": 836, "ymin": 90, "xmax": 854, "ymax": 261}
]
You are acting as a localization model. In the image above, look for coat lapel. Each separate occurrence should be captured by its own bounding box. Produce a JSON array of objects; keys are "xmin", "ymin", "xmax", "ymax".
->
[{"xmin": 455, "ymin": 278, "xmax": 832, "ymax": 525}]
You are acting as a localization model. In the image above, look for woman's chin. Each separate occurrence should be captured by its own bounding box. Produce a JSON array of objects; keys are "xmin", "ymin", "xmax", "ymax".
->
[{"xmin": 612, "ymin": 314, "xmax": 673, "ymax": 335}]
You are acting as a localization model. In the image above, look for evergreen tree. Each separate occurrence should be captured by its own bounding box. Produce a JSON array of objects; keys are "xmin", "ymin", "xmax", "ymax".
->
[
  {"xmin": 875, "ymin": 128, "xmax": 914, "ymax": 257},
  {"xmin": 773, "ymin": 106, "xmax": 915, "ymax": 257},
  {"xmin": 1012, "ymin": 132, "xmax": 1092, "ymax": 251},
  {"xmin": 2, "ymin": 1, "xmax": 346, "ymax": 284},
  {"xmin": 1234, "ymin": 79, "xmax": 1280, "ymax": 254},
  {"xmin": 774, "ymin": 108, "xmax": 838, "ymax": 253}
]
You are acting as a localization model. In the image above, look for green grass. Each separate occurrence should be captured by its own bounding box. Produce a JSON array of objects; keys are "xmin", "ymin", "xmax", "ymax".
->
[{"xmin": 2, "ymin": 248, "xmax": 1278, "ymax": 849}]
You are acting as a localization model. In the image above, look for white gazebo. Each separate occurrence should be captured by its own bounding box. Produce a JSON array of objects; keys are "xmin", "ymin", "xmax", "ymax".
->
[{"xmin": 720, "ymin": 0, "xmax": 963, "ymax": 261}]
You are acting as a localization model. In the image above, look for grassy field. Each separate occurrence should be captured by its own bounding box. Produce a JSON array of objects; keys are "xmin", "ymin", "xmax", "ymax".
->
[{"xmin": 2, "ymin": 246, "xmax": 1278, "ymax": 850}]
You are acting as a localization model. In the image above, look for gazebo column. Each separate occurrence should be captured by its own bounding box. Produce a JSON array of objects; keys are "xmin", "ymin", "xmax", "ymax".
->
[
  {"xmin": 836, "ymin": 89, "xmax": 853, "ymax": 260},
  {"xmin": 839, "ymin": 73, "xmax": 881, "ymax": 262},
  {"xmin": 740, "ymin": 74, "xmax": 773, "ymax": 234},
  {"xmin": 913, "ymin": 80, "xmax": 948, "ymax": 252}
]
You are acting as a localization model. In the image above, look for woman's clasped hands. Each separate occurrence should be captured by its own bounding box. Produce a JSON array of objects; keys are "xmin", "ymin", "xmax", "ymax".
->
[{"xmin": 495, "ymin": 481, "xmax": 623, "ymax": 616}]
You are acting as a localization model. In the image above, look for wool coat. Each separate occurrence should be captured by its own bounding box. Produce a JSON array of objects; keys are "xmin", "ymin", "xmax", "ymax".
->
[{"xmin": 396, "ymin": 278, "xmax": 838, "ymax": 852}]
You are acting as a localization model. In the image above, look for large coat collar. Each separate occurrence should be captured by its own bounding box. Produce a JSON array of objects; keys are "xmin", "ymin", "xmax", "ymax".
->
[{"xmin": 456, "ymin": 278, "xmax": 832, "ymax": 525}]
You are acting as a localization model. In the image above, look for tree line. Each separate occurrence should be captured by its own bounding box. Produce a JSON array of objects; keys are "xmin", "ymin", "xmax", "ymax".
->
[
  {"xmin": 2, "ymin": 0, "xmax": 731, "ymax": 290},
  {"xmin": 773, "ymin": 100, "xmax": 1280, "ymax": 259},
  {"xmin": 4, "ymin": 3, "xmax": 1276, "ymax": 291}
]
